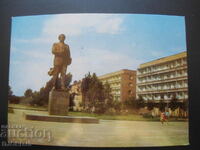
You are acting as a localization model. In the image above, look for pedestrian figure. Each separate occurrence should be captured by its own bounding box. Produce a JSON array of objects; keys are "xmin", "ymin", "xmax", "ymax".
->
[
  {"xmin": 165, "ymin": 110, "xmax": 170, "ymax": 124},
  {"xmin": 160, "ymin": 112, "xmax": 166, "ymax": 124}
]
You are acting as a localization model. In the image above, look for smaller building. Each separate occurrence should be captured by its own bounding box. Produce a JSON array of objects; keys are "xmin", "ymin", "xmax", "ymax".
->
[{"xmin": 98, "ymin": 69, "xmax": 137, "ymax": 102}]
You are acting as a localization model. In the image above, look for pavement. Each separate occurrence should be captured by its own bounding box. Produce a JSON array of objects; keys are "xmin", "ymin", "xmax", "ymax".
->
[{"xmin": 7, "ymin": 109, "xmax": 189, "ymax": 147}]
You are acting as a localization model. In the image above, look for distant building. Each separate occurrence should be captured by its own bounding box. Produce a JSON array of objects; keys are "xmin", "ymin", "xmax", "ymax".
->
[
  {"xmin": 98, "ymin": 69, "xmax": 137, "ymax": 101},
  {"xmin": 136, "ymin": 51, "xmax": 188, "ymax": 103}
]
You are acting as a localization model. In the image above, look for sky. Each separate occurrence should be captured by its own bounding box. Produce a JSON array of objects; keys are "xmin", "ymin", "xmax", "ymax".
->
[{"xmin": 9, "ymin": 14, "xmax": 186, "ymax": 96}]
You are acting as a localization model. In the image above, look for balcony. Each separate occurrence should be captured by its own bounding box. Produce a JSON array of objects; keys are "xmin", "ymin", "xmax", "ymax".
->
[
  {"xmin": 137, "ymin": 87, "xmax": 188, "ymax": 94},
  {"xmin": 137, "ymin": 76, "xmax": 187, "ymax": 86},
  {"xmin": 137, "ymin": 64, "xmax": 187, "ymax": 78}
]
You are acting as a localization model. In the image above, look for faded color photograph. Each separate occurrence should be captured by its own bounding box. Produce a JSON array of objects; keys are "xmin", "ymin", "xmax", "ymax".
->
[{"xmin": 8, "ymin": 14, "xmax": 188, "ymax": 147}]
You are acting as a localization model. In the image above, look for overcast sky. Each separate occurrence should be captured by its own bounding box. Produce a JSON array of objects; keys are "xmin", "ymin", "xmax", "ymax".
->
[{"xmin": 9, "ymin": 14, "xmax": 186, "ymax": 96}]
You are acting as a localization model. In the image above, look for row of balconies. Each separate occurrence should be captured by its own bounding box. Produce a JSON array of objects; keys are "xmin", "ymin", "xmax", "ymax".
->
[
  {"xmin": 138, "ymin": 58, "xmax": 187, "ymax": 75},
  {"xmin": 139, "ymin": 92, "xmax": 188, "ymax": 101},
  {"xmin": 138, "ymin": 84, "xmax": 188, "ymax": 92},
  {"xmin": 101, "ymin": 76, "xmax": 121, "ymax": 83},
  {"xmin": 111, "ymin": 86, "xmax": 120, "ymax": 90},
  {"xmin": 137, "ymin": 65, "xmax": 187, "ymax": 78},
  {"xmin": 138, "ymin": 80, "xmax": 188, "ymax": 90},
  {"xmin": 137, "ymin": 76, "xmax": 187, "ymax": 86},
  {"xmin": 138, "ymin": 70, "xmax": 187, "ymax": 83},
  {"xmin": 137, "ymin": 87, "xmax": 188, "ymax": 95},
  {"xmin": 142, "ymin": 96, "xmax": 188, "ymax": 101}
]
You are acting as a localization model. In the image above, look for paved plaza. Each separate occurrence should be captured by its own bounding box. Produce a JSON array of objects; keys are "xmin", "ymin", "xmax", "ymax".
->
[{"xmin": 8, "ymin": 109, "xmax": 189, "ymax": 147}]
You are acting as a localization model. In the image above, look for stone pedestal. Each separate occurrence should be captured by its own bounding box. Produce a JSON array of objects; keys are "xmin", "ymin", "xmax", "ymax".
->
[{"xmin": 48, "ymin": 89, "xmax": 69, "ymax": 115}]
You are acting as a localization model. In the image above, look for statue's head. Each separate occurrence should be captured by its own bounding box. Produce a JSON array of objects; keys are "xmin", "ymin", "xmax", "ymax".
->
[{"xmin": 58, "ymin": 34, "xmax": 66, "ymax": 42}]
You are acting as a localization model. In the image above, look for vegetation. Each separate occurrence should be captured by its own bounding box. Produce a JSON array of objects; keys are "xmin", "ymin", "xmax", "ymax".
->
[
  {"xmin": 8, "ymin": 85, "xmax": 21, "ymax": 104},
  {"xmin": 24, "ymin": 89, "xmax": 33, "ymax": 98},
  {"xmin": 81, "ymin": 72, "xmax": 113, "ymax": 114},
  {"xmin": 68, "ymin": 111, "xmax": 187, "ymax": 122},
  {"xmin": 27, "ymin": 73, "xmax": 72, "ymax": 106},
  {"xmin": 158, "ymin": 100, "xmax": 166, "ymax": 112},
  {"xmin": 136, "ymin": 95, "xmax": 145, "ymax": 108},
  {"xmin": 123, "ymin": 96, "xmax": 145, "ymax": 111},
  {"xmin": 8, "ymin": 71, "xmax": 188, "ymax": 118},
  {"xmin": 146, "ymin": 100, "xmax": 154, "ymax": 111},
  {"xmin": 169, "ymin": 95, "xmax": 179, "ymax": 111},
  {"xmin": 180, "ymin": 99, "xmax": 188, "ymax": 112}
]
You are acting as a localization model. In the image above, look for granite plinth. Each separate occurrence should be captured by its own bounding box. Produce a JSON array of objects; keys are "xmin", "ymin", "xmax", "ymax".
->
[
  {"xmin": 48, "ymin": 89, "xmax": 69, "ymax": 115},
  {"xmin": 25, "ymin": 113, "xmax": 99, "ymax": 124}
]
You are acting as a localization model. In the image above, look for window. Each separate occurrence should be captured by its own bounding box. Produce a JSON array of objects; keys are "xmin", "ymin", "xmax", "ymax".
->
[
  {"xmin": 129, "ymin": 83, "xmax": 133, "ymax": 87},
  {"xmin": 129, "ymin": 75, "xmax": 134, "ymax": 80},
  {"xmin": 128, "ymin": 90, "xmax": 133, "ymax": 95}
]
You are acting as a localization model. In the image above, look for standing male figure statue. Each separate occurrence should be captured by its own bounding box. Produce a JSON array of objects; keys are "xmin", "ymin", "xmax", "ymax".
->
[{"xmin": 48, "ymin": 34, "xmax": 72, "ymax": 90}]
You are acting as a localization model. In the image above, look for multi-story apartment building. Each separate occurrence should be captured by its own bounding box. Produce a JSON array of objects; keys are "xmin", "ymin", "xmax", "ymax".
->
[
  {"xmin": 98, "ymin": 69, "xmax": 136, "ymax": 101},
  {"xmin": 137, "ymin": 51, "xmax": 188, "ymax": 103}
]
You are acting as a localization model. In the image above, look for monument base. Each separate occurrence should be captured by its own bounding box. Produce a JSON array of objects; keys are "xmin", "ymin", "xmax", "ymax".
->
[{"xmin": 48, "ymin": 89, "xmax": 69, "ymax": 115}]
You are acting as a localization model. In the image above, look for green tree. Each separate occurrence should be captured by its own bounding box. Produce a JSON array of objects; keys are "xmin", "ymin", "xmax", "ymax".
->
[
  {"xmin": 28, "ymin": 72, "xmax": 73, "ymax": 106},
  {"xmin": 103, "ymin": 82, "xmax": 113, "ymax": 108},
  {"xmin": 180, "ymin": 99, "xmax": 188, "ymax": 117},
  {"xmin": 169, "ymin": 94, "xmax": 179, "ymax": 111},
  {"xmin": 81, "ymin": 72, "xmax": 92, "ymax": 107},
  {"xmin": 147, "ymin": 100, "xmax": 154, "ymax": 111},
  {"xmin": 8, "ymin": 85, "xmax": 21, "ymax": 104},
  {"xmin": 29, "ymin": 91, "xmax": 40, "ymax": 106},
  {"xmin": 81, "ymin": 72, "xmax": 114, "ymax": 113},
  {"xmin": 136, "ymin": 95, "xmax": 145, "ymax": 109},
  {"xmin": 113, "ymin": 100, "xmax": 122, "ymax": 113},
  {"xmin": 8, "ymin": 85, "xmax": 13, "ymax": 97},
  {"xmin": 180, "ymin": 99, "xmax": 188, "ymax": 112},
  {"xmin": 159, "ymin": 100, "xmax": 166, "ymax": 112},
  {"xmin": 24, "ymin": 89, "xmax": 33, "ymax": 98},
  {"xmin": 123, "ymin": 96, "xmax": 138, "ymax": 110}
]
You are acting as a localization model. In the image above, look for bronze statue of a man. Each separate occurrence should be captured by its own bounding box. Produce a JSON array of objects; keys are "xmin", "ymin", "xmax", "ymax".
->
[{"xmin": 48, "ymin": 34, "xmax": 72, "ymax": 90}]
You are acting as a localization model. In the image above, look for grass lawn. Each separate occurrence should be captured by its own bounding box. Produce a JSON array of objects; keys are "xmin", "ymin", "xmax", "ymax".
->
[
  {"xmin": 68, "ymin": 111, "xmax": 188, "ymax": 122},
  {"xmin": 9, "ymin": 104, "xmax": 187, "ymax": 122},
  {"xmin": 69, "ymin": 111, "xmax": 158, "ymax": 121},
  {"xmin": 9, "ymin": 103, "xmax": 47, "ymax": 111}
]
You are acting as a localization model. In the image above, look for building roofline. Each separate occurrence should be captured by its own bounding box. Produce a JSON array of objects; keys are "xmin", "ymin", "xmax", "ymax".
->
[
  {"xmin": 138, "ymin": 51, "xmax": 187, "ymax": 69},
  {"xmin": 98, "ymin": 69, "xmax": 136, "ymax": 79}
]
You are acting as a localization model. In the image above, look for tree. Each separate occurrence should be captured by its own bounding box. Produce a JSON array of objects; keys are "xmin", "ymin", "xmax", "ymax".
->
[
  {"xmin": 113, "ymin": 100, "xmax": 122, "ymax": 113},
  {"xmin": 159, "ymin": 100, "xmax": 166, "ymax": 112},
  {"xmin": 180, "ymin": 99, "xmax": 188, "ymax": 112},
  {"xmin": 81, "ymin": 72, "xmax": 92, "ymax": 107},
  {"xmin": 24, "ymin": 89, "xmax": 33, "ymax": 97},
  {"xmin": 29, "ymin": 91, "xmax": 40, "ymax": 106},
  {"xmin": 8, "ymin": 85, "xmax": 13, "ymax": 97},
  {"xmin": 28, "ymin": 73, "xmax": 73, "ymax": 106},
  {"xmin": 136, "ymin": 95, "xmax": 145, "ymax": 109},
  {"xmin": 169, "ymin": 94, "xmax": 179, "ymax": 111},
  {"xmin": 101, "ymin": 82, "xmax": 113, "ymax": 110},
  {"xmin": 69, "ymin": 92, "xmax": 76, "ymax": 111},
  {"xmin": 80, "ymin": 72, "xmax": 114, "ymax": 113},
  {"xmin": 8, "ymin": 85, "xmax": 21, "ymax": 104},
  {"xmin": 123, "ymin": 96, "xmax": 138, "ymax": 110},
  {"xmin": 9, "ymin": 96, "xmax": 20, "ymax": 104},
  {"xmin": 147, "ymin": 100, "xmax": 154, "ymax": 111}
]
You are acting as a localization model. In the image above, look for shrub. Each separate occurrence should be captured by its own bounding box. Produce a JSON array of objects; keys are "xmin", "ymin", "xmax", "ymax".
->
[{"xmin": 142, "ymin": 112, "xmax": 152, "ymax": 118}]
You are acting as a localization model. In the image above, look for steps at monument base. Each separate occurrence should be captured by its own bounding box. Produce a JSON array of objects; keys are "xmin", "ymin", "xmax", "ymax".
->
[{"xmin": 24, "ymin": 113, "xmax": 99, "ymax": 124}]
